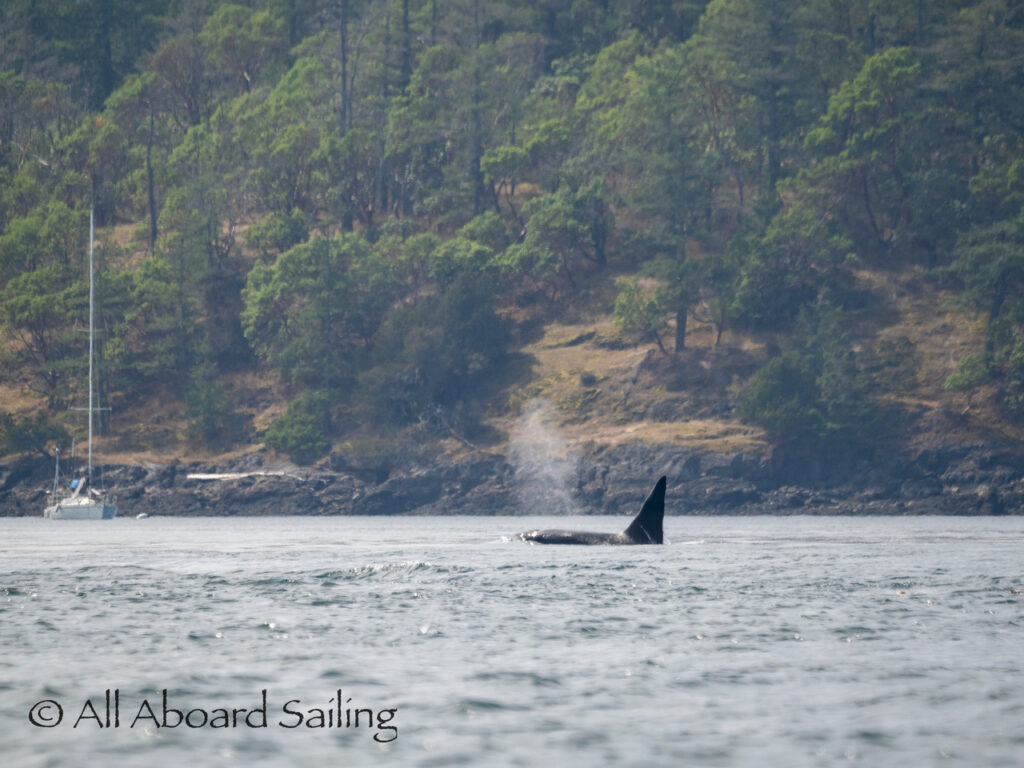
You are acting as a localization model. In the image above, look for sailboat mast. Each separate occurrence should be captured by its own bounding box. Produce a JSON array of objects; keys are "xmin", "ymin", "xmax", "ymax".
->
[
  {"xmin": 88, "ymin": 207, "xmax": 94, "ymax": 486},
  {"xmin": 51, "ymin": 445, "xmax": 61, "ymax": 497}
]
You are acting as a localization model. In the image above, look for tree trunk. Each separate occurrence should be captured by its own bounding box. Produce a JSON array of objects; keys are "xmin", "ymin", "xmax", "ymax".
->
[
  {"xmin": 379, "ymin": 7, "xmax": 391, "ymax": 217},
  {"xmin": 675, "ymin": 307, "xmax": 687, "ymax": 352},
  {"xmin": 97, "ymin": 0, "xmax": 116, "ymax": 107},
  {"xmin": 652, "ymin": 330, "xmax": 669, "ymax": 357},
  {"xmin": 401, "ymin": 0, "xmax": 412, "ymax": 89},
  {"xmin": 765, "ymin": 1, "xmax": 783, "ymax": 191},
  {"xmin": 470, "ymin": 0, "xmax": 485, "ymax": 215},
  {"xmin": 339, "ymin": 0, "xmax": 349, "ymax": 136},
  {"xmin": 985, "ymin": 276, "xmax": 1006, "ymax": 373},
  {"xmin": 146, "ymin": 107, "xmax": 158, "ymax": 249}
]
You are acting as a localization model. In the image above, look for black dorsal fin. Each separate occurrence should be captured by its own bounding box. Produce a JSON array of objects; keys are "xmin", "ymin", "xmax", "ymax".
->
[{"xmin": 623, "ymin": 476, "xmax": 666, "ymax": 544}]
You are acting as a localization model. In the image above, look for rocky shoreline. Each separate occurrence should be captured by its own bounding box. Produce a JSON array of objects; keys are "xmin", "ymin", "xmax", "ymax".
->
[{"xmin": 3, "ymin": 439, "xmax": 1022, "ymax": 517}]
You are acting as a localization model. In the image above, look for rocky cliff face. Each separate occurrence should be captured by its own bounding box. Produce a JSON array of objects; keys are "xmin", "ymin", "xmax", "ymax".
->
[{"xmin": 3, "ymin": 440, "xmax": 1021, "ymax": 516}]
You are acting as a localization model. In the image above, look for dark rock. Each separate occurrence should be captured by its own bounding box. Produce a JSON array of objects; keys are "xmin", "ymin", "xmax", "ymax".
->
[
  {"xmin": 3, "ymin": 428, "xmax": 1023, "ymax": 516},
  {"xmin": 120, "ymin": 485, "xmax": 145, "ymax": 500},
  {"xmin": 702, "ymin": 484, "xmax": 762, "ymax": 510},
  {"xmin": 900, "ymin": 477, "xmax": 942, "ymax": 500},
  {"xmin": 378, "ymin": 472, "xmax": 443, "ymax": 511},
  {"xmin": 151, "ymin": 463, "xmax": 177, "ymax": 489},
  {"xmin": 1, "ymin": 457, "xmax": 45, "ymax": 492}
]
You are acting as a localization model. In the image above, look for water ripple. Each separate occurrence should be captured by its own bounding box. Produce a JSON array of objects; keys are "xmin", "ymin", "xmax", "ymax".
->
[{"xmin": 1, "ymin": 516, "xmax": 1022, "ymax": 767}]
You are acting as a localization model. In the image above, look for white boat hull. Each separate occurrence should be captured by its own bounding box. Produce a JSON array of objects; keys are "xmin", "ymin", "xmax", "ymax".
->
[{"xmin": 44, "ymin": 499, "xmax": 117, "ymax": 519}]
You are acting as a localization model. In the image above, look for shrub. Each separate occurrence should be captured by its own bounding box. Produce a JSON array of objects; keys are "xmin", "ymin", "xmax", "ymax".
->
[
  {"xmin": 263, "ymin": 390, "xmax": 331, "ymax": 465},
  {"xmin": 737, "ymin": 303, "xmax": 881, "ymax": 452},
  {"xmin": 736, "ymin": 352, "xmax": 822, "ymax": 436},
  {"xmin": 944, "ymin": 353, "xmax": 988, "ymax": 392}
]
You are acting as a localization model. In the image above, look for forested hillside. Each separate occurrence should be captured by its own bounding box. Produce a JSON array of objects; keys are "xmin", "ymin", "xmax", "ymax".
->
[{"xmin": 2, "ymin": 0, "xmax": 1023, "ymax": 486}]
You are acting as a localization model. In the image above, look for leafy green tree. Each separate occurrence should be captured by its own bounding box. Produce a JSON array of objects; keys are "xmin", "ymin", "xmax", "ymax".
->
[
  {"xmin": 185, "ymin": 337, "xmax": 246, "ymax": 450},
  {"xmin": 803, "ymin": 47, "xmax": 923, "ymax": 253},
  {"xmin": 359, "ymin": 270, "xmax": 509, "ymax": 432},
  {"xmin": 106, "ymin": 255, "xmax": 194, "ymax": 394},
  {"xmin": 21, "ymin": 0, "xmax": 170, "ymax": 108},
  {"xmin": 427, "ymin": 236, "xmax": 495, "ymax": 291},
  {"xmin": 387, "ymin": 16, "xmax": 545, "ymax": 225},
  {"xmin": 0, "ymin": 204, "xmax": 89, "ymax": 403},
  {"xmin": 0, "ymin": 409, "xmax": 68, "ymax": 459},
  {"xmin": 950, "ymin": 212, "xmax": 1024, "ymax": 418},
  {"xmin": 103, "ymin": 72, "xmax": 186, "ymax": 247},
  {"xmin": 456, "ymin": 211, "xmax": 511, "ymax": 254},
  {"xmin": 646, "ymin": 256, "xmax": 703, "ymax": 351},
  {"xmin": 3, "ymin": 0, "xmax": 1024, "ymax": 460},
  {"xmin": 242, "ymin": 232, "xmax": 394, "ymax": 390},
  {"xmin": 501, "ymin": 183, "xmax": 611, "ymax": 297},
  {"xmin": 614, "ymin": 277, "xmax": 669, "ymax": 355},
  {"xmin": 926, "ymin": 2, "xmax": 1024, "ymax": 417},
  {"xmin": 199, "ymin": 4, "xmax": 287, "ymax": 95},
  {"xmin": 0, "ymin": 70, "xmax": 30, "ymax": 178},
  {"xmin": 245, "ymin": 209, "xmax": 310, "ymax": 260},
  {"xmin": 160, "ymin": 108, "xmax": 254, "ymax": 369},
  {"xmin": 385, "ymin": 45, "xmax": 461, "ymax": 221},
  {"xmin": 2, "ymin": 241, "xmax": 127, "ymax": 414},
  {"xmin": 151, "ymin": 10, "xmax": 208, "ymax": 128},
  {"xmin": 696, "ymin": 0, "xmax": 801, "ymax": 191},
  {"xmin": 591, "ymin": 41, "xmax": 711, "ymax": 242},
  {"xmin": 0, "ymin": 201, "xmax": 86, "ymax": 285},
  {"xmin": 732, "ymin": 200, "xmax": 853, "ymax": 328},
  {"xmin": 925, "ymin": 1, "xmax": 1024, "ymax": 261},
  {"xmin": 389, "ymin": 231, "xmax": 442, "ymax": 292},
  {"xmin": 425, "ymin": 214, "xmax": 508, "ymax": 290},
  {"xmin": 0, "ymin": 264, "xmax": 77, "ymax": 404},
  {"xmin": 311, "ymin": 127, "xmax": 379, "ymax": 231},
  {"xmin": 481, "ymin": 144, "xmax": 529, "ymax": 220},
  {"xmin": 230, "ymin": 49, "xmax": 338, "ymax": 219}
]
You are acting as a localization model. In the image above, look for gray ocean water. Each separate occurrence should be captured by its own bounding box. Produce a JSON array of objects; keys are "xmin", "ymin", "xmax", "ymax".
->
[{"xmin": 1, "ymin": 515, "xmax": 1022, "ymax": 767}]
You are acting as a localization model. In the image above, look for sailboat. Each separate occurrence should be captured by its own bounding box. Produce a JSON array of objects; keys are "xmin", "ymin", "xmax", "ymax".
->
[{"xmin": 43, "ymin": 209, "xmax": 117, "ymax": 519}]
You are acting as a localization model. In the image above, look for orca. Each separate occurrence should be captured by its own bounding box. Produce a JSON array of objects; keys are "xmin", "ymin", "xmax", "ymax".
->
[{"xmin": 519, "ymin": 476, "xmax": 666, "ymax": 545}]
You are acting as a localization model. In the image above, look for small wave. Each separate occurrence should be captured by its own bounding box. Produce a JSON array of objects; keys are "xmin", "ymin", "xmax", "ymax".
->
[
  {"xmin": 472, "ymin": 670, "xmax": 563, "ymax": 688},
  {"xmin": 248, "ymin": 576, "xmax": 305, "ymax": 587},
  {"xmin": 456, "ymin": 697, "xmax": 530, "ymax": 713},
  {"xmin": 317, "ymin": 668, "xmax": 383, "ymax": 686},
  {"xmin": 314, "ymin": 561, "xmax": 472, "ymax": 581}
]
